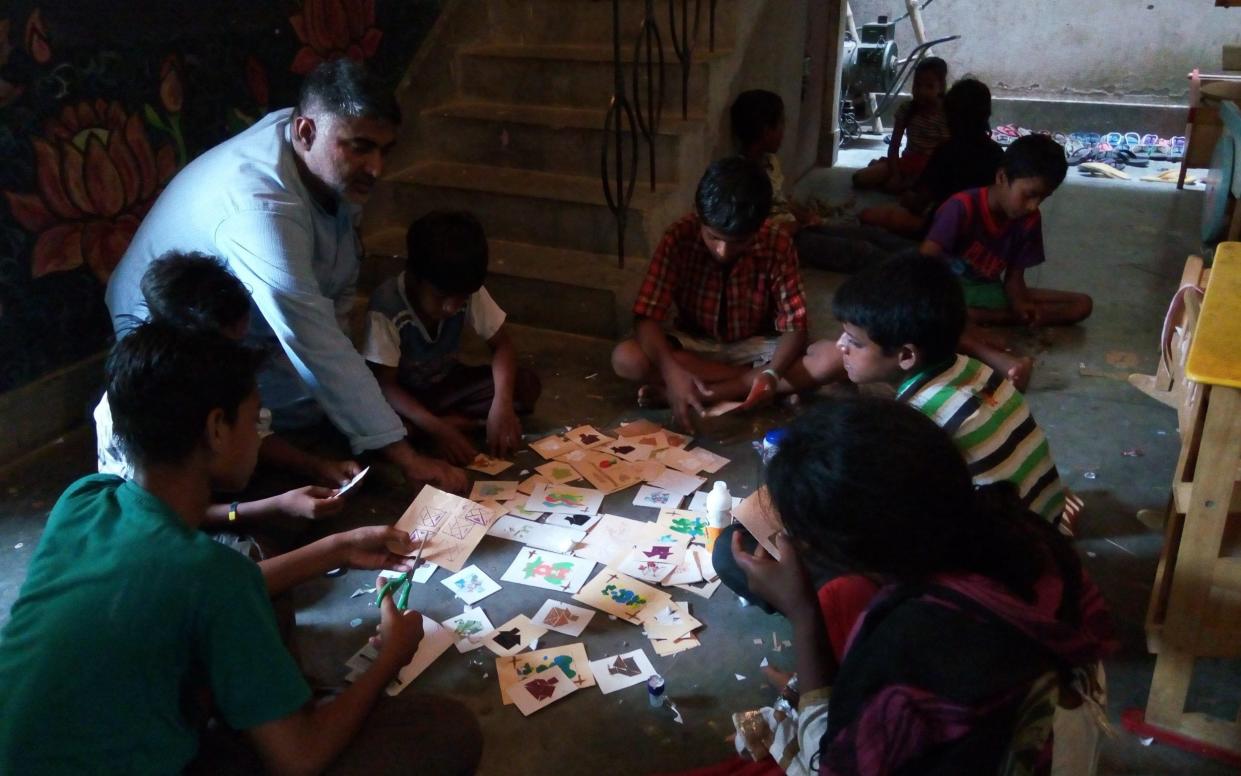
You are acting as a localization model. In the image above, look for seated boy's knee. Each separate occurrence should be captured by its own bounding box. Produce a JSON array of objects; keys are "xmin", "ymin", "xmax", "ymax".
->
[
  {"xmin": 1076, "ymin": 294, "xmax": 1094, "ymax": 322},
  {"xmin": 611, "ymin": 338, "xmax": 649, "ymax": 381}
]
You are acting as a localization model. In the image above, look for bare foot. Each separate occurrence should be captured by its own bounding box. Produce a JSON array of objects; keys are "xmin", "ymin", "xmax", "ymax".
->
[
  {"xmin": 637, "ymin": 384, "xmax": 667, "ymax": 409},
  {"xmin": 761, "ymin": 663, "xmax": 793, "ymax": 690},
  {"xmin": 1008, "ymin": 356, "xmax": 1035, "ymax": 393}
]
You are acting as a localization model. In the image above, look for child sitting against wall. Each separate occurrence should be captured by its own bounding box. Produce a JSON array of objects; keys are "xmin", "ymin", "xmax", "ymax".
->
[
  {"xmin": 363, "ymin": 211, "xmax": 541, "ymax": 465},
  {"xmin": 858, "ymin": 78, "xmax": 1004, "ymax": 238},
  {"xmin": 732, "ymin": 88, "xmax": 915, "ymax": 273},
  {"xmin": 95, "ymin": 252, "xmax": 362, "ymax": 530},
  {"xmin": 852, "ymin": 56, "xmax": 950, "ymax": 193}
]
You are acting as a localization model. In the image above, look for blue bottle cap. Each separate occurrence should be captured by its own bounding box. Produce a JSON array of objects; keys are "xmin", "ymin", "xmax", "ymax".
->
[{"xmin": 763, "ymin": 428, "xmax": 788, "ymax": 447}]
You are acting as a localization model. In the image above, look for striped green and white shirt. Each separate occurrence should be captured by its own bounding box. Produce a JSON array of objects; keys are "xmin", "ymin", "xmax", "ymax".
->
[{"xmin": 897, "ymin": 355, "xmax": 1068, "ymax": 529}]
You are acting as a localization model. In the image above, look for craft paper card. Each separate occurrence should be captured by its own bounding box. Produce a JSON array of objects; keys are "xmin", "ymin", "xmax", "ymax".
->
[
  {"xmin": 517, "ymin": 474, "xmax": 548, "ymax": 496},
  {"xmin": 385, "ymin": 615, "xmax": 455, "ymax": 695},
  {"xmin": 657, "ymin": 445, "xmax": 708, "ymax": 475},
  {"xmin": 565, "ymin": 425, "xmax": 614, "ymax": 449},
  {"xmin": 691, "ymin": 448, "xmax": 730, "ymax": 474},
  {"xmin": 536, "ymin": 460, "xmax": 584, "ymax": 485},
  {"xmin": 496, "ymin": 643, "xmax": 596, "ymax": 704},
  {"xmin": 571, "ymin": 452, "xmax": 642, "ymax": 494},
  {"xmin": 484, "ymin": 614, "xmax": 547, "ymax": 656},
  {"xmin": 500, "ymin": 546, "xmax": 595, "ymax": 593},
  {"xmin": 543, "ymin": 511, "xmax": 601, "ymax": 530},
  {"xmin": 616, "ymin": 419, "xmax": 663, "ymax": 437},
  {"xmin": 657, "ymin": 508, "xmax": 709, "ymax": 541},
  {"xmin": 631, "ymin": 459, "xmax": 668, "ymax": 483},
  {"xmin": 389, "ymin": 486, "xmax": 499, "ymax": 572},
  {"xmin": 602, "ymin": 440, "xmax": 654, "ymax": 462},
  {"xmin": 614, "ymin": 534, "xmax": 689, "ymax": 582},
  {"xmin": 588, "ymin": 649, "xmax": 657, "ymax": 694},
  {"xmin": 650, "ymin": 633, "xmax": 701, "ymax": 656},
  {"xmin": 442, "ymin": 608, "xmax": 497, "ymax": 653},
  {"xmin": 380, "ymin": 563, "xmax": 438, "ymax": 584},
  {"xmin": 662, "ymin": 431, "xmax": 691, "ymax": 448},
  {"xmin": 633, "ymin": 485, "xmax": 681, "ymax": 509},
  {"xmin": 733, "ymin": 486, "xmax": 785, "ymax": 561},
  {"xmin": 615, "ymin": 548, "xmax": 678, "ymax": 585},
  {"xmin": 502, "ymin": 498, "xmax": 545, "ymax": 520},
  {"xmin": 486, "ymin": 515, "xmax": 584, "ymax": 554},
  {"xmin": 440, "ymin": 565, "xmax": 501, "ymax": 605},
  {"xmin": 672, "ymin": 577, "xmax": 723, "ymax": 599},
  {"xmin": 640, "ymin": 600, "xmax": 701, "ymax": 641},
  {"xmin": 532, "ymin": 599, "xmax": 596, "ymax": 637},
  {"xmin": 687, "ymin": 491, "xmax": 743, "ymax": 513},
  {"xmin": 529, "ymin": 434, "xmax": 580, "ymax": 460},
  {"xmin": 662, "ymin": 545, "xmax": 716, "ymax": 586},
  {"xmin": 467, "ymin": 454, "xmax": 513, "ymax": 475},
  {"xmin": 571, "ymin": 514, "xmax": 672, "ymax": 566},
  {"xmin": 510, "ymin": 666, "xmax": 579, "ymax": 715},
  {"xmin": 469, "ymin": 480, "xmax": 520, "ymax": 502},
  {"xmin": 333, "ymin": 466, "xmax": 370, "ymax": 498},
  {"xmin": 649, "ymin": 469, "xmax": 706, "ymax": 497},
  {"xmin": 527, "ymin": 483, "xmax": 605, "ymax": 516},
  {"xmin": 572, "ymin": 568, "xmax": 671, "ymax": 623}
]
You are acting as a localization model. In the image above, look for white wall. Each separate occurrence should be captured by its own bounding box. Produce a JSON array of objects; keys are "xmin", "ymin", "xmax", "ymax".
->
[{"xmin": 850, "ymin": 0, "xmax": 1241, "ymax": 104}]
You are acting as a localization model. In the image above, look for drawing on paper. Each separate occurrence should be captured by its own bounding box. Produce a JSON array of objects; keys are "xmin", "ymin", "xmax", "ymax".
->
[
  {"xmin": 543, "ymin": 607, "xmax": 580, "ymax": 628},
  {"xmin": 522, "ymin": 553, "xmax": 576, "ymax": 586},
  {"xmin": 523, "ymin": 676, "xmax": 560, "ymax": 701},
  {"xmin": 492, "ymin": 628, "xmax": 522, "ymax": 650},
  {"xmin": 419, "ymin": 507, "xmax": 448, "ymax": 529},
  {"xmin": 608, "ymin": 656, "xmax": 641, "ymax": 677},
  {"xmin": 603, "ymin": 582, "xmax": 647, "ymax": 608}
]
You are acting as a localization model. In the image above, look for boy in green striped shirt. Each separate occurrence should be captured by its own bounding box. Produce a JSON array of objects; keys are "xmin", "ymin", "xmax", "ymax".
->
[{"xmin": 812, "ymin": 253, "xmax": 1069, "ymax": 530}]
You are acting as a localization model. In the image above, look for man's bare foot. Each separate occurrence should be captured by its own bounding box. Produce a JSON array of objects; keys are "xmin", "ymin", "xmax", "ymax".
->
[
  {"xmin": 637, "ymin": 384, "xmax": 667, "ymax": 409},
  {"xmin": 1008, "ymin": 356, "xmax": 1035, "ymax": 393}
]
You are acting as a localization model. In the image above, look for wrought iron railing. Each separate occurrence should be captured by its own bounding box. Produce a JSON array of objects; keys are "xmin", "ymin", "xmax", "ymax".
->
[{"xmin": 602, "ymin": 0, "xmax": 716, "ymax": 267}]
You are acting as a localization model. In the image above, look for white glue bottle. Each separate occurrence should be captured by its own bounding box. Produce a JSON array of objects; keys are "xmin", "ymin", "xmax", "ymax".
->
[{"xmin": 705, "ymin": 481, "xmax": 732, "ymax": 553}]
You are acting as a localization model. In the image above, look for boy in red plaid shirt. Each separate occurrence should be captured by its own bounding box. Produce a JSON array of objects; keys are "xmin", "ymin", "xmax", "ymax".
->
[{"xmin": 612, "ymin": 157, "xmax": 810, "ymax": 428}]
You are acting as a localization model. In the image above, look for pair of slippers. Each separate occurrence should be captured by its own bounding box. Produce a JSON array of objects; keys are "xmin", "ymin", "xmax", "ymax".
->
[{"xmin": 1069, "ymin": 146, "xmax": 1149, "ymax": 169}]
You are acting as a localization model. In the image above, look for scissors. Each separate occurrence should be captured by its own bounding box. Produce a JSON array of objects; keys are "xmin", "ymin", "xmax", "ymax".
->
[{"xmin": 375, "ymin": 534, "xmax": 425, "ymax": 611}]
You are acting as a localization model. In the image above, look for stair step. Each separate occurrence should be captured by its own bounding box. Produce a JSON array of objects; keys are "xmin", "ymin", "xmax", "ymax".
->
[
  {"xmin": 387, "ymin": 160, "xmax": 676, "ymax": 208},
  {"xmin": 486, "ymin": 0, "xmax": 739, "ymax": 49},
  {"xmin": 460, "ymin": 42, "xmax": 733, "ymax": 64},
  {"xmin": 360, "ymin": 230, "xmax": 647, "ymax": 338},
  {"xmin": 457, "ymin": 42, "xmax": 724, "ymax": 111},
  {"xmin": 424, "ymin": 101, "xmax": 704, "ymax": 135},
  {"xmin": 421, "ymin": 101, "xmax": 700, "ymax": 183}
]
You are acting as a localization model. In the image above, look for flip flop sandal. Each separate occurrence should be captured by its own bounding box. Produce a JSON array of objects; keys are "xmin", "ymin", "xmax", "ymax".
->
[
  {"xmin": 1104, "ymin": 131, "xmax": 1124, "ymax": 147},
  {"xmin": 1140, "ymin": 133, "xmax": 1160, "ymax": 147},
  {"xmin": 1067, "ymin": 146, "xmax": 1094, "ymax": 166},
  {"xmin": 1149, "ymin": 137, "xmax": 1173, "ymax": 161},
  {"xmin": 1124, "ymin": 131, "xmax": 1142, "ymax": 149}
]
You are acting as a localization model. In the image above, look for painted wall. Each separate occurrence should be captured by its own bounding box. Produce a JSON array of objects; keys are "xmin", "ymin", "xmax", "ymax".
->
[
  {"xmin": 850, "ymin": 0, "xmax": 1240, "ymax": 103},
  {"xmin": 0, "ymin": 0, "xmax": 441, "ymax": 394}
]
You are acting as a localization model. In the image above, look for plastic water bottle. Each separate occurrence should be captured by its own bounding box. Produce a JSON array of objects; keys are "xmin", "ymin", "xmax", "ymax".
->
[
  {"xmin": 705, "ymin": 481, "xmax": 732, "ymax": 552},
  {"xmin": 760, "ymin": 428, "xmax": 787, "ymax": 466},
  {"xmin": 647, "ymin": 674, "xmax": 666, "ymax": 707}
]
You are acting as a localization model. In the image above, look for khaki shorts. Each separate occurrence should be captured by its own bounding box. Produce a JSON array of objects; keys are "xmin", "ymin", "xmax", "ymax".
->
[{"xmin": 667, "ymin": 329, "xmax": 779, "ymax": 367}]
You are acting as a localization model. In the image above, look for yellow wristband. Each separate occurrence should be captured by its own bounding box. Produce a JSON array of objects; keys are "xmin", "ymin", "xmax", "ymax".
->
[{"xmin": 228, "ymin": 501, "xmax": 239, "ymax": 522}]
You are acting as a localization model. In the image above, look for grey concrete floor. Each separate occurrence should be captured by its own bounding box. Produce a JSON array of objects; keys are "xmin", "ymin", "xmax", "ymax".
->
[{"xmin": 2, "ymin": 155, "xmax": 1238, "ymax": 775}]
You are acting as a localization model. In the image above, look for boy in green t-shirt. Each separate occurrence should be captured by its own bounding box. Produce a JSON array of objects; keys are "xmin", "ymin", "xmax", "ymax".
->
[{"xmin": 0, "ymin": 322, "xmax": 481, "ymax": 774}]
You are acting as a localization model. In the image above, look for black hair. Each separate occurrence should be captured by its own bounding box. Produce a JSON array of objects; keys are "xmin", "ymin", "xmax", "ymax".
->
[
  {"xmin": 297, "ymin": 58, "xmax": 401, "ymax": 125},
  {"xmin": 730, "ymin": 89, "xmax": 785, "ymax": 148},
  {"xmin": 766, "ymin": 398, "xmax": 1083, "ymax": 614},
  {"xmin": 943, "ymin": 78, "xmax": 991, "ymax": 139},
  {"xmin": 694, "ymin": 157, "xmax": 772, "ymax": 237},
  {"xmin": 405, "ymin": 211, "xmax": 489, "ymax": 295},
  {"xmin": 913, "ymin": 56, "xmax": 948, "ymax": 86},
  {"xmin": 107, "ymin": 320, "xmax": 264, "ymax": 469},
  {"xmin": 832, "ymin": 252, "xmax": 965, "ymax": 364},
  {"xmin": 1001, "ymin": 134, "xmax": 1068, "ymax": 190},
  {"xmin": 140, "ymin": 252, "xmax": 251, "ymax": 333}
]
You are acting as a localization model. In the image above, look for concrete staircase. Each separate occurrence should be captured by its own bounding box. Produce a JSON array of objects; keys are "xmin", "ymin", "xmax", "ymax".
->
[{"xmin": 362, "ymin": 0, "xmax": 754, "ymax": 339}]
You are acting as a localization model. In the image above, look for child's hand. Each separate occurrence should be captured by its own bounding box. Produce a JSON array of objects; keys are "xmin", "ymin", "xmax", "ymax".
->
[
  {"xmin": 730, "ymin": 530, "xmax": 817, "ymax": 620},
  {"xmin": 338, "ymin": 526, "xmax": 421, "ymax": 571},
  {"xmin": 277, "ymin": 486, "xmax": 346, "ymax": 520},
  {"xmin": 371, "ymin": 575, "xmax": 425, "ymax": 662},
  {"xmin": 434, "ymin": 426, "xmax": 479, "ymax": 467},
  {"xmin": 316, "ymin": 459, "xmax": 362, "ymax": 487},
  {"xmin": 486, "ymin": 406, "xmax": 522, "ymax": 458}
]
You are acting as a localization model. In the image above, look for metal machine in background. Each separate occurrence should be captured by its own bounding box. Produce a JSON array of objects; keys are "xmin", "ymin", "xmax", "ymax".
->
[{"xmin": 839, "ymin": 3, "xmax": 959, "ymax": 144}]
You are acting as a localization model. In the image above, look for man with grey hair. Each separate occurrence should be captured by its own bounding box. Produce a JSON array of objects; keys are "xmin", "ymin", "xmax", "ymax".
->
[{"xmin": 107, "ymin": 59, "xmax": 466, "ymax": 493}]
